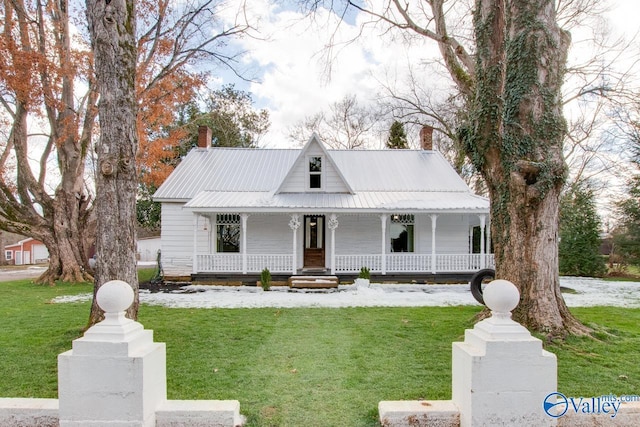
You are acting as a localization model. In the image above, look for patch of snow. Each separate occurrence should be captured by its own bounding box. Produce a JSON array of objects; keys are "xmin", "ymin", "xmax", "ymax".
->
[
  {"xmin": 49, "ymin": 277, "xmax": 640, "ymax": 309},
  {"xmin": 560, "ymin": 277, "xmax": 640, "ymax": 308}
]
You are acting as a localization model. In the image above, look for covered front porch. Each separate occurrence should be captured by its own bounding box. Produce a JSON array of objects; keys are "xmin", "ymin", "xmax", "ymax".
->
[
  {"xmin": 187, "ymin": 212, "xmax": 494, "ymax": 276},
  {"xmin": 194, "ymin": 252, "xmax": 495, "ymax": 275}
]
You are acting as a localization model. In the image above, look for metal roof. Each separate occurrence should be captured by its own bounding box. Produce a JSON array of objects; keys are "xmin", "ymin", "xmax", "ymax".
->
[
  {"xmin": 184, "ymin": 191, "xmax": 489, "ymax": 213},
  {"xmin": 153, "ymin": 148, "xmax": 299, "ymax": 200},
  {"xmin": 153, "ymin": 142, "xmax": 489, "ymax": 213}
]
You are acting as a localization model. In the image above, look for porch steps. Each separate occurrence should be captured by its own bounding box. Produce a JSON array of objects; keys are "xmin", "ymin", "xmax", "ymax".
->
[{"xmin": 288, "ymin": 275, "xmax": 339, "ymax": 289}]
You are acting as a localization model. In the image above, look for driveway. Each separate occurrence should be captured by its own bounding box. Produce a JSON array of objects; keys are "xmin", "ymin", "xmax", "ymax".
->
[{"xmin": 0, "ymin": 266, "xmax": 47, "ymax": 282}]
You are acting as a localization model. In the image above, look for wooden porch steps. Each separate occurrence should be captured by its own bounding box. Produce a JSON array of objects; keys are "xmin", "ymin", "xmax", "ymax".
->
[{"xmin": 288, "ymin": 275, "xmax": 339, "ymax": 289}]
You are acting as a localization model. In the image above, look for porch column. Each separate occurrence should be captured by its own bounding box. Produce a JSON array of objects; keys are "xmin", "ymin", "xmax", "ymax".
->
[
  {"xmin": 241, "ymin": 214, "xmax": 249, "ymax": 274},
  {"xmin": 207, "ymin": 215, "xmax": 213, "ymax": 253},
  {"xmin": 431, "ymin": 214, "xmax": 438, "ymax": 274},
  {"xmin": 486, "ymin": 215, "xmax": 492, "ymax": 266},
  {"xmin": 192, "ymin": 213, "xmax": 199, "ymax": 274},
  {"xmin": 328, "ymin": 214, "xmax": 339, "ymax": 275},
  {"xmin": 380, "ymin": 214, "xmax": 388, "ymax": 275},
  {"xmin": 479, "ymin": 214, "xmax": 487, "ymax": 269},
  {"xmin": 289, "ymin": 214, "xmax": 301, "ymax": 275}
]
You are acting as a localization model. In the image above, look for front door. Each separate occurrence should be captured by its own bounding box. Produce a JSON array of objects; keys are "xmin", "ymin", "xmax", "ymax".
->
[{"xmin": 303, "ymin": 215, "xmax": 325, "ymax": 269}]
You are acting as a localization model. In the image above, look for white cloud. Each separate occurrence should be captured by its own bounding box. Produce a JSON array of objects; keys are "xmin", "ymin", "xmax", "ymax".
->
[
  {"xmin": 217, "ymin": 0, "xmax": 446, "ymax": 147},
  {"xmin": 216, "ymin": 1, "xmax": 639, "ymax": 151}
]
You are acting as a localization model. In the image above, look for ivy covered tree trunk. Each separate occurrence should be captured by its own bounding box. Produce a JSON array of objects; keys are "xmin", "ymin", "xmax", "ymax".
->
[
  {"xmin": 466, "ymin": 0, "xmax": 589, "ymax": 336},
  {"xmin": 86, "ymin": 0, "xmax": 139, "ymax": 325}
]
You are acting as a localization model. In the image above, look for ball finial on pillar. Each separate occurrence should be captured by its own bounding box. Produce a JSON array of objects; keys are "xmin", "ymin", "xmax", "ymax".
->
[
  {"xmin": 483, "ymin": 279, "xmax": 520, "ymax": 318},
  {"xmin": 96, "ymin": 280, "xmax": 134, "ymax": 314}
]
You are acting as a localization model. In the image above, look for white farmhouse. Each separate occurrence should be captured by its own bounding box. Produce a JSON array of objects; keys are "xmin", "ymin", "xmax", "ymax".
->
[{"xmin": 153, "ymin": 127, "xmax": 493, "ymax": 282}]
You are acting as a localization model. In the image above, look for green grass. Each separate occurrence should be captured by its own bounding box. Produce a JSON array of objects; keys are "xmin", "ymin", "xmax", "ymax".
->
[
  {"xmin": 1, "ymin": 280, "xmax": 640, "ymax": 426},
  {"xmin": 137, "ymin": 267, "xmax": 157, "ymax": 284}
]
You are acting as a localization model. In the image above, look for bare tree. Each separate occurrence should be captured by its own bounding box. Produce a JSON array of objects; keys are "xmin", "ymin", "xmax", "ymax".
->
[
  {"xmin": 0, "ymin": 0, "xmax": 253, "ymax": 287},
  {"xmin": 0, "ymin": 0, "xmax": 98, "ymax": 284},
  {"xmin": 289, "ymin": 94, "xmax": 383, "ymax": 148},
  {"xmin": 304, "ymin": 0, "xmax": 612, "ymax": 335},
  {"xmin": 375, "ymin": 1, "xmax": 638, "ymax": 196},
  {"xmin": 84, "ymin": 0, "xmax": 254, "ymax": 324}
]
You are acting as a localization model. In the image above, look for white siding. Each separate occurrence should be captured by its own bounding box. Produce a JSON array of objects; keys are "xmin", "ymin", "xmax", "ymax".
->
[
  {"xmin": 335, "ymin": 215, "xmax": 382, "ymax": 254},
  {"xmin": 161, "ymin": 203, "xmax": 208, "ymax": 266},
  {"xmin": 330, "ymin": 214, "xmax": 472, "ymax": 257},
  {"xmin": 246, "ymin": 214, "xmax": 291, "ymax": 254},
  {"xmin": 415, "ymin": 214, "xmax": 470, "ymax": 254},
  {"xmin": 278, "ymin": 143, "xmax": 350, "ymax": 193}
]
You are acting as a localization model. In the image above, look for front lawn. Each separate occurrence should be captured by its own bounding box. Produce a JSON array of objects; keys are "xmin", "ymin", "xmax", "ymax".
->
[{"xmin": 1, "ymin": 279, "xmax": 639, "ymax": 426}]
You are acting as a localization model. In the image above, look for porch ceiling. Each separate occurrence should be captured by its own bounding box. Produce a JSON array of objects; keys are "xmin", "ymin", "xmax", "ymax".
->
[{"xmin": 183, "ymin": 190, "xmax": 489, "ymax": 213}]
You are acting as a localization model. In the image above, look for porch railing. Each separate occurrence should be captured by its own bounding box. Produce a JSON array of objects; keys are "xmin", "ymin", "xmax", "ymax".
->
[
  {"xmin": 334, "ymin": 254, "xmax": 382, "ymax": 273},
  {"xmin": 193, "ymin": 253, "xmax": 494, "ymax": 274},
  {"xmin": 246, "ymin": 254, "xmax": 293, "ymax": 273},
  {"xmin": 386, "ymin": 253, "xmax": 431, "ymax": 272},
  {"xmin": 435, "ymin": 253, "xmax": 495, "ymax": 272},
  {"xmin": 195, "ymin": 253, "xmax": 293, "ymax": 273}
]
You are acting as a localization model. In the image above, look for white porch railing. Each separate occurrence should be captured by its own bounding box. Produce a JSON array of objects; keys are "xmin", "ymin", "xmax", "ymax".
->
[
  {"xmin": 196, "ymin": 253, "xmax": 293, "ymax": 273},
  {"xmin": 193, "ymin": 253, "xmax": 494, "ymax": 274},
  {"xmin": 334, "ymin": 253, "xmax": 495, "ymax": 274},
  {"xmin": 246, "ymin": 254, "xmax": 293, "ymax": 273},
  {"xmin": 435, "ymin": 254, "xmax": 495, "ymax": 272},
  {"xmin": 334, "ymin": 254, "xmax": 382, "ymax": 273},
  {"xmin": 386, "ymin": 254, "xmax": 431, "ymax": 272}
]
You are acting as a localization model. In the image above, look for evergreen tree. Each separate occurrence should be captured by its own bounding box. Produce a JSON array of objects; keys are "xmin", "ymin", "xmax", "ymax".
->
[
  {"xmin": 386, "ymin": 120, "xmax": 409, "ymax": 149},
  {"xmin": 614, "ymin": 173, "xmax": 640, "ymax": 264},
  {"xmin": 559, "ymin": 186, "xmax": 606, "ymax": 277}
]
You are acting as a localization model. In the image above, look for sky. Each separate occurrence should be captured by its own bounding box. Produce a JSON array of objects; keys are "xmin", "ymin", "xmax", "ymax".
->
[{"xmin": 210, "ymin": 0, "xmax": 640, "ymax": 151}]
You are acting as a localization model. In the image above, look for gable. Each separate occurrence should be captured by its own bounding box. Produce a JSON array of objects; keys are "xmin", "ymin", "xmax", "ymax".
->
[{"xmin": 276, "ymin": 135, "xmax": 353, "ymax": 194}]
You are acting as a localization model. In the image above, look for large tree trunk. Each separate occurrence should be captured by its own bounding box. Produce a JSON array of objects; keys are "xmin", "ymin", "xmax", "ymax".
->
[
  {"xmin": 86, "ymin": 0, "xmax": 139, "ymax": 325},
  {"xmin": 37, "ymin": 191, "xmax": 94, "ymax": 284},
  {"xmin": 0, "ymin": 0, "xmax": 97, "ymax": 285},
  {"xmin": 469, "ymin": 0, "xmax": 589, "ymax": 336}
]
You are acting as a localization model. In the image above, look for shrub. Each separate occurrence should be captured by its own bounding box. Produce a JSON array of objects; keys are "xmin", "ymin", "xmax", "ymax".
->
[
  {"xmin": 260, "ymin": 268, "xmax": 271, "ymax": 290},
  {"xmin": 358, "ymin": 266, "xmax": 370, "ymax": 280}
]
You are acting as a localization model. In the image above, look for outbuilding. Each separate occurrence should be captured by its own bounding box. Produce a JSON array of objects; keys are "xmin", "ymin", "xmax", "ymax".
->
[{"xmin": 4, "ymin": 238, "xmax": 49, "ymax": 265}]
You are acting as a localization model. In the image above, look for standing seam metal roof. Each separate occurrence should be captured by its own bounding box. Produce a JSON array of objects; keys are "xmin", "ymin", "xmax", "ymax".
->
[
  {"xmin": 154, "ymin": 147, "xmax": 474, "ymax": 199},
  {"xmin": 153, "ymin": 144, "xmax": 489, "ymax": 213}
]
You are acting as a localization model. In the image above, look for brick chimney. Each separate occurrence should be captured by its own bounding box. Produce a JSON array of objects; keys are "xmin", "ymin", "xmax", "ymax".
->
[
  {"xmin": 420, "ymin": 125, "xmax": 434, "ymax": 150},
  {"xmin": 197, "ymin": 126, "xmax": 212, "ymax": 149}
]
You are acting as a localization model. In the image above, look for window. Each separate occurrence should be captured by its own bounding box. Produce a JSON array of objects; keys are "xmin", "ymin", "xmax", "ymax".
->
[
  {"xmin": 5, "ymin": 250, "xmax": 12, "ymax": 260},
  {"xmin": 390, "ymin": 214, "xmax": 414, "ymax": 252},
  {"xmin": 309, "ymin": 156, "xmax": 322, "ymax": 189},
  {"xmin": 216, "ymin": 214, "xmax": 240, "ymax": 253}
]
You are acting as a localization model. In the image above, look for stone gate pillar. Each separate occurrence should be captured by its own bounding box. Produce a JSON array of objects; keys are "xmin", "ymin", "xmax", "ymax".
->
[
  {"xmin": 452, "ymin": 280, "xmax": 557, "ymax": 427},
  {"xmin": 58, "ymin": 280, "xmax": 166, "ymax": 426}
]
